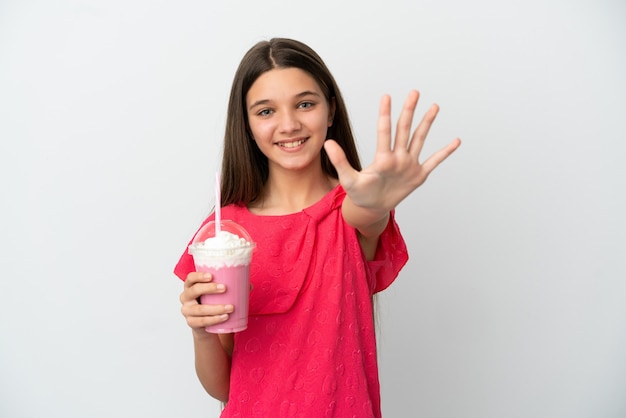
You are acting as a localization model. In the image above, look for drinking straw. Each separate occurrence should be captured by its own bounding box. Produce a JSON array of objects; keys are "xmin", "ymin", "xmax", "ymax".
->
[{"xmin": 215, "ymin": 171, "xmax": 221, "ymax": 234}]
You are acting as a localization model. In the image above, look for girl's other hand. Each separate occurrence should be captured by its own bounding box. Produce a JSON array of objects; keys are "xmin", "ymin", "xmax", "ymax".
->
[{"xmin": 180, "ymin": 272, "xmax": 234, "ymax": 334}]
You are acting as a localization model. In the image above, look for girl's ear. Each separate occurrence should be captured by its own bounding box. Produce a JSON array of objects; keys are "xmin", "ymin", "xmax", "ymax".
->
[{"xmin": 328, "ymin": 97, "xmax": 336, "ymax": 127}]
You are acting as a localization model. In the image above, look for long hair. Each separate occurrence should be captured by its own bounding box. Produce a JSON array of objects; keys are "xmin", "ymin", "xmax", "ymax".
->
[{"xmin": 220, "ymin": 38, "xmax": 362, "ymax": 207}]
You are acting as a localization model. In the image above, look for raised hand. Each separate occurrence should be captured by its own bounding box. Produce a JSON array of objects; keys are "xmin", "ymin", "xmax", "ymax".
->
[{"xmin": 324, "ymin": 90, "xmax": 460, "ymax": 214}]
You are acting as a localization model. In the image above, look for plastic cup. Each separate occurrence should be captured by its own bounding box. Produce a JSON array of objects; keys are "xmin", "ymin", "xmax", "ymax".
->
[{"xmin": 188, "ymin": 220, "xmax": 255, "ymax": 333}]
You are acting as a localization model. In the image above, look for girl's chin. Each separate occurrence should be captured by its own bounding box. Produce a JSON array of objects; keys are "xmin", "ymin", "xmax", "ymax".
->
[{"xmin": 269, "ymin": 157, "xmax": 322, "ymax": 173}]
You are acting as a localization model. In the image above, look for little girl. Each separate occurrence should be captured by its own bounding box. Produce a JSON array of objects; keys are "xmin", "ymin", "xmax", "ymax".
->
[{"xmin": 174, "ymin": 37, "xmax": 460, "ymax": 417}]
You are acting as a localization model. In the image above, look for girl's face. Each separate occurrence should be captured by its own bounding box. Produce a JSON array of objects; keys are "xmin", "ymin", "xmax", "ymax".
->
[{"xmin": 246, "ymin": 67, "xmax": 334, "ymax": 175}]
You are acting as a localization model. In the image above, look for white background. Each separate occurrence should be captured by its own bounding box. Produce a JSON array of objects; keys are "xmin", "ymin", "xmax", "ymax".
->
[{"xmin": 1, "ymin": 1, "xmax": 625, "ymax": 417}]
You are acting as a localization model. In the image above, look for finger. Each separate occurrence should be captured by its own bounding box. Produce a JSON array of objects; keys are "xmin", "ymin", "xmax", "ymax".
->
[
  {"xmin": 376, "ymin": 94, "xmax": 392, "ymax": 154},
  {"xmin": 184, "ymin": 302, "xmax": 234, "ymax": 318},
  {"xmin": 192, "ymin": 313, "xmax": 230, "ymax": 329},
  {"xmin": 393, "ymin": 90, "xmax": 419, "ymax": 151},
  {"xmin": 181, "ymin": 301, "xmax": 234, "ymax": 330},
  {"xmin": 184, "ymin": 308, "xmax": 232, "ymax": 330},
  {"xmin": 181, "ymin": 272, "xmax": 214, "ymax": 303},
  {"xmin": 421, "ymin": 138, "xmax": 462, "ymax": 175},
  {"xmin": 324, "ymin": 140, "xmax": 359, "ymax": 186},
  {"xmin": 184, "ymin": 272, "xmax": 213, "ymax": 287},
  {"xmin": 180, "ymin": 281, "xmax": 226, "ymax": 304},
  {"xmin": 408, "ymin": 103, "xmax": 440, "ymax": 159}
]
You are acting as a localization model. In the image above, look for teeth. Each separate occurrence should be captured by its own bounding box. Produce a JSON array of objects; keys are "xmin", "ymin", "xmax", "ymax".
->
[{"xmin": 279, "ymin": 139, "xmax": 306, "ymax": 148}]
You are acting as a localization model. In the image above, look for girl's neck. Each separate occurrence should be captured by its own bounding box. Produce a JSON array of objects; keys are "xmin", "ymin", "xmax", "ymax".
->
[{"xmin": 250, "ymin": 167, "xmax": 338, "ymax": 215}]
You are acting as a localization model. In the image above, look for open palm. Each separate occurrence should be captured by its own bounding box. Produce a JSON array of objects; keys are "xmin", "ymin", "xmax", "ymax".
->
[{"xmin": 324, "ymin": 90, "xmax": 461, "ymax": 213}]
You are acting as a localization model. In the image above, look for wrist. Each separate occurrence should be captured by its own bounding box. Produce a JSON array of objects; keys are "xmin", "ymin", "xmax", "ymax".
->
[
  {"xmin": 192, "ymin": 328, "xmax": 218, "ymax": 342},
  {"xmin": 342, "ymin": 197, "xmax": 389, "ymax": 235}
]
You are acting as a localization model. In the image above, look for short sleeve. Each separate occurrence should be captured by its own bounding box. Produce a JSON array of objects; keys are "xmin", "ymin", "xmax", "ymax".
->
[
  {"xmin": 173, "ymin": 249, "xmax": 195, "ymax": 281},
  {"xmin": 365, "ymin": 210, "xmax": 409, "ymax": 294},
  {"xmin": 173, "ymin": 215, "xmax": 216, "ymax": 281}
]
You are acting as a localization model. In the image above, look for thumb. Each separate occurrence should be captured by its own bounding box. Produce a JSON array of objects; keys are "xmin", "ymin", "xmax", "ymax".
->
[{"xmin": 324, "ymin": 139, "xmax": 358, "ymax": 183}]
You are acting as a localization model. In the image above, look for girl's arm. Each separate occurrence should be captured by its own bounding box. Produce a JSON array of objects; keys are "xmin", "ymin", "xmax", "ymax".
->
[
  {"xmin": 192, "ymin": 330, "xmax": 232, "ymax": 402},
  {"xmin": 341, "ymin": 198, "xmax": 389, "ymax": 260},
  {"xmin": 325, "ymin": 90, "xmax": 461, "ymax": 259},
  {"xmin": 180, "ymin": 272, "xmax": 234, "ymax": 402}
]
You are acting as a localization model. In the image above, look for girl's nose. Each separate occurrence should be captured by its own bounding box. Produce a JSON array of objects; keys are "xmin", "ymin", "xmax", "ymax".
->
[{"xmin": 278, "ymin": 110, "xmax": 301, "ymax": 133}]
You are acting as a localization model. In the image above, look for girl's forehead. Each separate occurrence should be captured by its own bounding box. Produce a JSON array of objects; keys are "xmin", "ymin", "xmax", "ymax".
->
[{"xmin": 247, "ymin": 68, "xmax": 323, "ymax": 101}]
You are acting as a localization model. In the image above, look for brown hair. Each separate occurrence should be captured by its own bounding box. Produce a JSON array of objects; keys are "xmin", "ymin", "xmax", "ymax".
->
[{"xmin": 220, "ymin": 38, "xmax": 362, "ymax": 207}]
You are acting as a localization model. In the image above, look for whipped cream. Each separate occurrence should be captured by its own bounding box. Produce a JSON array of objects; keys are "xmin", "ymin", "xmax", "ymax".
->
[
  {"xmin": 197, "ymin": 230, "xmax": 251, "ymax": 249},
  {"xmin": 189, "ymin": 230, "xmax": 254, "ymax": 268}
]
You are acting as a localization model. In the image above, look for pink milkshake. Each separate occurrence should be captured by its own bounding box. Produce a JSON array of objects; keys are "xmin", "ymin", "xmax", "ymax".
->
[{"xmin": 188, "ymin": 220, "xmax": 255, "ymax": 333}]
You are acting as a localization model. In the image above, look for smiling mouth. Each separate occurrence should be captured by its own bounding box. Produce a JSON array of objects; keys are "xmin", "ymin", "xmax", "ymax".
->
[{"xmin": 277, "ymin": 138, "xmax": 308, "ymax": 148}]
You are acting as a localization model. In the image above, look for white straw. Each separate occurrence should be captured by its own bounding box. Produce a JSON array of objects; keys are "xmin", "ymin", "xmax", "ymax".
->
[{"xmin": 215, "ymin": 171, "xmax": 221, "ymax": 234}]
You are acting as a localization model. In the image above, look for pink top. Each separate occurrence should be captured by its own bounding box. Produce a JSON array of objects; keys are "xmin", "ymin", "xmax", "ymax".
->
[{"xmin": 174, "ymin": 185, "xmax": 408, "ymax": 418}]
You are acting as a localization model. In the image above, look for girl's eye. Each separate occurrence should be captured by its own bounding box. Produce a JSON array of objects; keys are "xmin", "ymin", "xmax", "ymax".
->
[
  {"xmin": 258, "ymin": 109, "xmax": 272, "ymax": 116},
  {"xmin": 298, "ymin": 101, "xmax": 314, "ymax": 109}
]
